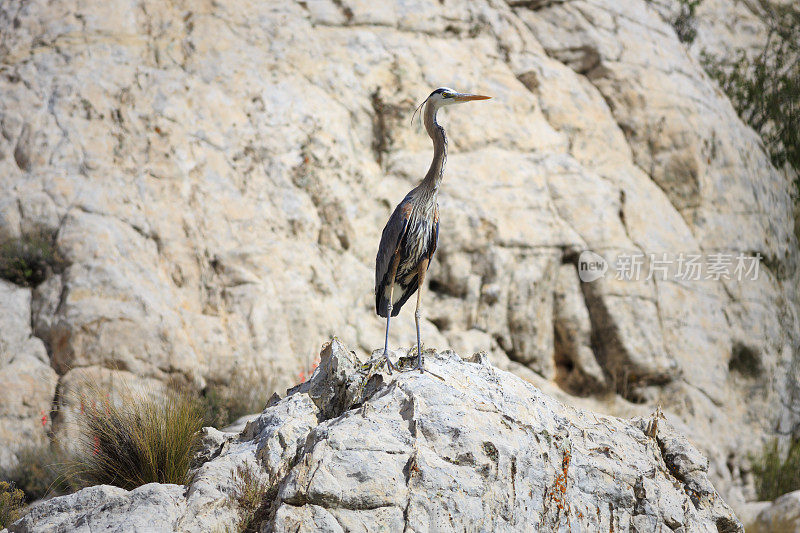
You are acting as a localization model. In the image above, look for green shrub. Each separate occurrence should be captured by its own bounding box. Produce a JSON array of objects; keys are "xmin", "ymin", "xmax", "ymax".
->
[
  {"xmin": 751, "ymin": 436, "xmax": 800, "ymax": 501},
  {"xmin": 71, "ymin": 386, "xmax": 204, "ymax": 490},
  {"xmin": 230, "ymin": 463, "xmax": 273, "ymax": 533},
  {"xmin": 701, "ymin": 5, "xmax": 799, "ymax": 180},
  {"xmin": 199, "ymin": 373, "xmax": 277, "ymax": 429},
  {"xmin": 0, "ymin": 481, "xmax": 25, "ymax": 528},
  {"xmin": 2, "ymin": 443, "xmax": 72, "ymax": 502},
  {"xmin": 0, "ymin": 228, "xmax": 64, "ymax": 287}
]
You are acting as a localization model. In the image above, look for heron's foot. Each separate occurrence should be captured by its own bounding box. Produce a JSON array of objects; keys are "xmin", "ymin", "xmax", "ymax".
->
[
  {"xmin": 384, "ymin": 352, "xmax": 397, "ymax": 375},
  {"xmin": 412, "ymin": 348, "xmax": 424, "ymax": 373}
]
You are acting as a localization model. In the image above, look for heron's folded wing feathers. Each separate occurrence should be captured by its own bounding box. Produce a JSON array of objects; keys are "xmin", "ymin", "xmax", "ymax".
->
[{"xmin": 375, "ymin": 201, "xmax": 412, "ymax": 316}]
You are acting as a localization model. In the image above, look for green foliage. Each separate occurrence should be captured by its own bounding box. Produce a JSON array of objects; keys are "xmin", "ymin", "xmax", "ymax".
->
[
  {"xmin": 0, "ymin": 228, "xmax": 64, "ymax": 287},
  {"xmin": 71, "ymin": 386, "xmax": 204, "ymax": 490},
  {"xmin": 230, "ymin": 463, "xmax": 273, "ymax": 533},
  {"xmin": 701, "ymin": 5, "xmax": 800, "ymax": 180},
  {"xmin": 0, "ymin": 481, "xmax": 25, "ymax": 528},
  {"xmin": 2, "ymin": 444, "xmax": 73, "ymax": 502},
  {"xmin": 751, "ymin": 437, "xmax": 800, "ymax": 500},
  {"xmin": 199, "ymin": 373, "xmax": 277, "ymax": 429}
]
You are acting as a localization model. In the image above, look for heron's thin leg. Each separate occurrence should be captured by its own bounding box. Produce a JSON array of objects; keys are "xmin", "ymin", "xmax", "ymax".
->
[
  {"xmin": 414, "ymin": 258, "xmax": 429, "ymax": 373},
  {"xmin": 383, "ymin": 254, "xmax": 401, "ymax": 374},
  {"xmin": 383, "ymin": 303, "xmax": 396, "ymax": 374},
  {"xmin": 383, "ymin": 308, "xmax": 394, "ymax": 371}
]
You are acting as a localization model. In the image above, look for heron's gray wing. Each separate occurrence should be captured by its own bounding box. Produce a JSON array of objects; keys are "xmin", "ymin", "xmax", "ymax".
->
[{"xmin": 375, "ymin": 199, "xmax": 412, "ymax": 314}]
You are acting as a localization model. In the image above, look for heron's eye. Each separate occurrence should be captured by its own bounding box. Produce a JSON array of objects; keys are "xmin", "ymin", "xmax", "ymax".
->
[{"xmin": 444, "ymin": 92, "xmax": 454, "ymax": 98}]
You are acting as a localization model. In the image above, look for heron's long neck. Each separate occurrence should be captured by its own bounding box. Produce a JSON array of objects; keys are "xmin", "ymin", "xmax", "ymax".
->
[{"xmin": 420, "ymin": 102, "xmax": 446, "ymax": 196}]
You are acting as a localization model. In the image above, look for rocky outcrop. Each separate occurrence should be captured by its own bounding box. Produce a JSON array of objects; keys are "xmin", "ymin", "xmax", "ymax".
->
[
  {"xmin": 4, "ymin": 341, "xmax": 743, "ymax": 532},
  {"xmin": 0, "ymin": 0, "xmax": 797, "ymax": 512},
  {"xmin": 0, "ymin": 281, "xmax": 58, "ymax": 467}
]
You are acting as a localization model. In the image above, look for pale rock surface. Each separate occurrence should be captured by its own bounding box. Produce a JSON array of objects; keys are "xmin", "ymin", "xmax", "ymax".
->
[
  {"xmin": 3, "ymin": 341, "xmax": 743, "ymax": 532},
  {"xmin": 0, "ymin": 280, "xmax": 58, "ymax": 469},
  {"xmin": 6, "ymin": 484, "xmax": 188, "ymax": 533},
  {"xmin": 748, "ymin": 490, "xmax": 800, "ymax": 533},
  {"xmin": 736, "ymin": 500, "xmax": 772, "ymax": 531},
  {"xmin": 0, "ymin": 0, "xmax": 797, "ymax": 513}
]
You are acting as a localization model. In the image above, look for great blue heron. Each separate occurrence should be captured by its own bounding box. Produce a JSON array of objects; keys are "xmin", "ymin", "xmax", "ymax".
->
[{"xmin": 375, "ymin": 87, "xmax": 491, "ymax": 373}]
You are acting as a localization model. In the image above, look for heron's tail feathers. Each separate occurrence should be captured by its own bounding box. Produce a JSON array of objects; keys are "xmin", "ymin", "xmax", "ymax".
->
[
  {"xmin": 375, "ymin": 278, "xmax": 418, "ymax": 318},
  {"xmin": 376, "ymin": 294, "xmax": 402, "ymax": 318}
]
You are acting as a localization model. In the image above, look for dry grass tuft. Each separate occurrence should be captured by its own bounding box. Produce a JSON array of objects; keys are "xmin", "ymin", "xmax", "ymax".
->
[
  {"xmin": 230, "ymin": 463, "xmax": 274, "ymax": 533},
  {"xmin": 71, "ymin": 385, "xmax": 204, "ymax": 490}
]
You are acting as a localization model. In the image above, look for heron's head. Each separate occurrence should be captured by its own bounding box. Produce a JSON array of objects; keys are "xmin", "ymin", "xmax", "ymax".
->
[{"xmin": 427, "ymin": 87, "xmax": 491, "ymax": 108}]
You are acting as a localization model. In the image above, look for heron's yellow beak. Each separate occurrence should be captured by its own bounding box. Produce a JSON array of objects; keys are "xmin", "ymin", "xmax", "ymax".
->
[{"xmin": 453, "ymin": 93, "xmax": 492, "ymax": 102}]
